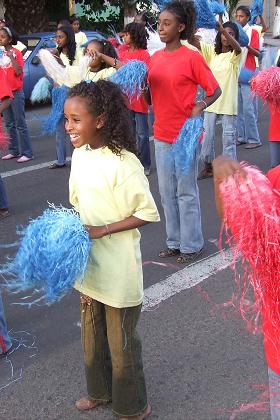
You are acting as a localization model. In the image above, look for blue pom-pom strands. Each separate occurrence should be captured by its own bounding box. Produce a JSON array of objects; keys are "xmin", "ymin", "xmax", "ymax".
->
[
  {"xmin": 239, "ymin": 67, "xmax": 255, "ymax": 84},
  {"xmin": 43, "ymin": 85, "xmax": 69, "ymax": 134},
  {"xmin": 168, "ymin": 117, "xmax": 204, "ymax": 175},
  {"xmin": 0, "ymin": 205, "xmax": 92, "ymax": 306},
  {"xmin": 250, "ymin": 0, "xmax": 263, "ymax": 25},
  {"xmin": 30, "ymin": 77, "xmax": 52, "ymax": 104},
  {"xmin": 110, "ymin": 60, "xmax": 147, "ymax": 101},
  {"xmin": 195, "ymin": 0, "xmax": 217, "ymax": 29},
  {"xmin": 209, "ymin": 1, "xmax": 226, "ymax": 15},
  {"xmin": 235, "ymin": 22, "xmax": 250, "ymax": 47}
]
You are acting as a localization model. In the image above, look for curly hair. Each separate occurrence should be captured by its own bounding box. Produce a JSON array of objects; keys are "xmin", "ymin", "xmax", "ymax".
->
[
  {"xmin": 163, "ymin": 0, "xmax": 196, "ymax": 41},
  {"xmin": 57, "ymin": 25, "xmax": 77, "ymax": 66},
  {"xmin": 215, "ymin": 21, "xmax": 239, "ymax": 55},
  {"xmin": 124, "ymin": 22, "xmax": 148, "ymax": 50},
  {"xmin": 88, "ymin": 39, "xmax": 118, "ymax": 70},
  {"xmin": 68, "ymin": 80, "xmax": 137, "ymax": 156},
  {"xmin": 0, "ymin": 27, "xmax": 18, "ymax": 45}
]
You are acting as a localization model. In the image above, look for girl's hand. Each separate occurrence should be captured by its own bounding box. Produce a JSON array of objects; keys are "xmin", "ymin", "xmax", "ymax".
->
[
  {"xmin": 5, "ymin": 49, "xmax": 14, "ymax": 58},
  {"xmin": 212, "ymin": 155, "xmax": 247, "ymax": 181},
  {"xmin": 190, "ymin": 102, "xmax": 204, "ymax": 117},
  {"xmin": 216, "ymin": 21, "xmax": 223, "ymax": 33},
  {"xmin": 84, "ymin": 225, "xmax": 107, "ymax": 239}
]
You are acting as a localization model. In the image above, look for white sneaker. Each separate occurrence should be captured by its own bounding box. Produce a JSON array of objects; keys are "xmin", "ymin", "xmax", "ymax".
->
[{"xmin": 17, "ymin": 155, "xmax": 33, "ymax": 163}]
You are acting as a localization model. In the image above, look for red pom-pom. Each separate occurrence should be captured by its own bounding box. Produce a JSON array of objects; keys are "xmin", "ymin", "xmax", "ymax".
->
[{"xmin": 251, "ymin": 67, "xmax": 280, "ymax": 109}]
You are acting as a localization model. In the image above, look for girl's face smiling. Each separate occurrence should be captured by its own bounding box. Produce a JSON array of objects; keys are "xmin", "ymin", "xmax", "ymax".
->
[
  {"xmin": 56, "ymin": 30, "xmax": 68, "ymax": 48},
  {"xmin": 0, "ymin": 30, "xmax": 11, "ymax": 47},
  {"xmin": 64, "ymin": 96, "xmax": 104, "ymax": 149},
  {"xmin": 157, "ymin": 11, "xmax": 185, "ymax": 44}
]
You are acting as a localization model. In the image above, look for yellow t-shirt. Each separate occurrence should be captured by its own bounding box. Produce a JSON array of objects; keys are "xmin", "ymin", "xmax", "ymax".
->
[
  {"xmin": 75, "ymin": 31, "xmax": 88, "ymax": 47},
  {"xmin": 60, "ymin": 48, "xmax": 83, "ymax": 66},
  {"xmin": 84, "ymin": 67, "xmax": 116, "ymax": 81},
  {"xmin": 200, "ymin": 42, "xmax": 242, "ymax": 115},
  {"xmin": 69, "ymin": 146, "xmax": 160, "ymax": 308}
]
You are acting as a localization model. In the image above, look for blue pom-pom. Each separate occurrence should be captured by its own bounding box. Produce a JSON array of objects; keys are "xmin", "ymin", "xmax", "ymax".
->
[
  {"xmin": 44, "ymin": 40, "xmax": 56, "ymax": 48},
  {"xmin": 110, "ymin": 60, "xmax": 147, "ymax": 101},
  {"xmin": 235, "ymin": 22, "xmax": 250, "ymax": 47},
  {"xmin": 195, "ymin": 0, "xmax": 217, "ymax": 29},
  {"xmin": 209, "ymin": 1, "xmax": 226, "ymax": 15},
  {"xmin": 167, "ymin": 117, "xmax": 203, "ymax": 175},
  {"xmin": 30, "ymin": 77, "xmax": 52, "ymax": 104},
  {"xmin": 250, "ymin": 0, "xmax": 263, "ymax": 25},
  {"xmin": 43, "ymin": 85, "xmax": 69, "ymax": 134},
  {"xmin": 0, "ymin": 205, "xmax": 92, "ymax": 305},
  {"xmin": 239, "ymin": 67, "xmax": 255, "ymax": 84}
]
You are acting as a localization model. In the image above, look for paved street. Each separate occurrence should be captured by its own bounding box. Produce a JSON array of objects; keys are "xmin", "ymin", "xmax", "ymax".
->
[{"xmin": 0, "ymin": 102, "xmax": 272, "ymax": 419}]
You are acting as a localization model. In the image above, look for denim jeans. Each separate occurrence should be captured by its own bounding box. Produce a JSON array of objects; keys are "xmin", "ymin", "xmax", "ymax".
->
[
  {"xmin": 0, "ymin": 175, "xmax": 8, "ymax": 209},
  {"xmin": 0, "ymin": 292, "xmax": 12, "ymax": 355},
  {"xmin": 55, "ymin": 117, "xmax": 70, "ymax": 166},
  {"xmin": 130, "ymin": 111, "xmax": 151, "ymax": 170},
  {"xmin": 269, "ymin": 142, "xmax": 280, "ymax": 168},
  {"xmin": 268, "ymin": 367, "xmax": 280, "ymax": 419},
  {"xmin": 2, "ymin": 89, "xmax": 33, "ymax": 157},
  {"xmin": 237, "ymin": 83, "xmax": 261, "ymax": 144},
  {"xmin": 81, "ymin": 299, "xmax": 147, "ymax": 417},
  {"xmin": 154, "ymin": 139, "xmax": 204, "ymax": 253},
  {"xmin": 201, "ymin": 112, "xmax": 237, "ymax": 163}
]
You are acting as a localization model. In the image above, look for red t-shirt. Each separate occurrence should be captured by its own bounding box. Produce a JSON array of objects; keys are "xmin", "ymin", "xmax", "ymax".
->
[
  {"xmin": 118, "ymin": 48, "xmax": 150, "ymax": 114},
  {"xmin": 244, "ymin": 29, "xmax": 259, "ymax": 72},
  {"xmin": 269, "ymin": 105, "xmax": 280, "ymax": 142},
  {"xmin": 148, "ymin": 46, "xmax": 219, "ymax": 143},
  {"xmin": 0, "ymin": 68, "xmax": 13, "ymax": 100},
  {"xmin": 3, "ymin": 48, "xmax": 24, "ymax": 91},
  {"xmin": 262, "ymin": 165, "xmax": 280, "ymax": 374}
]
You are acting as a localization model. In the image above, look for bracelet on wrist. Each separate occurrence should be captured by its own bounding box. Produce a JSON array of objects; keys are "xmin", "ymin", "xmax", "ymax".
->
[
  {"xmin": 105, "ymin": 224, "xmax": 112, "ymax": 238},
  {"xmin": 199, "ymin": 99, "xmax": 208, "ymax": 110},
  {"xmin": 113, "ymin": 58, "xmax": 117, "ymax": 68}
]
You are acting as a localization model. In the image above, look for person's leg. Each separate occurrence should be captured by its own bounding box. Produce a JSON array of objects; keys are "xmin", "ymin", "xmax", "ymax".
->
[
  {"xmin": 176, "ymin": 145, "xmax": 204, "ymax": 255},
  {"xmin": 154, "ymin": 140, "xmax": 180, "ymax": 252},
  {"xmin": 54, "ymin": 116, "xmax": 67, "ymax": 166},
  {"xmin": 241, "ymin": 83, "xmax": 261, "ymax": 145},
  {"xmin": 134, "ymin": 112, "xmax": 151, "ymax": 172},
  {"xmin": 2, "ymin": 100, "xmax": 20, "ymax": 157},
  {"xmin": 0, "ymin": 291, "xmax": 12, "ymax": 355},
  {"xmin": 12, "ymin": 90, "xmax": 33, "ymax": 158},
  {"xmin": 0, "ymin": 175, "xmax": 8, "ymax": 210},
  {"xmin": 268, "ymin": 367, "xmax": 280, "ymax": 420},
  {"xmin": 269, "ymin": 142, "xmax": 280, "ymax": 168},
  {"xmin": 105, "ymin": 304, "xmax": 148, "ymax": 417},
  {"xmin": 80, "ymin": 297, "xmax": 112, "ymax": 403},
  {"xmin": 221, "ymin": 115, "xmax": 237, "ymax": 160},
  {"xmin": 237, "ymin": 84, "xmax": 246, "ymax": 144}
]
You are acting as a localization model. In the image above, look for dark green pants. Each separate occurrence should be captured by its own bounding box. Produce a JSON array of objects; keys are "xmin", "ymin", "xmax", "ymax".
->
[{"xmin": 81, "ymin": 299, "xmax": 147, "ymax": 416}]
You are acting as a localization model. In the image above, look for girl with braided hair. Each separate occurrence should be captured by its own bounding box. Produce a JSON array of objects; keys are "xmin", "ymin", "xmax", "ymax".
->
[{"xmin": 66, "ymin": 79, "xmax": 159, "ymax": 419}]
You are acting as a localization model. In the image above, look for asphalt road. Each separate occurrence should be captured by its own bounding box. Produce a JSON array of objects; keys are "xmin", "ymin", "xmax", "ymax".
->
[{"xmin": 0, "ymin": 102, "xmax": 272, "ymax": 420}]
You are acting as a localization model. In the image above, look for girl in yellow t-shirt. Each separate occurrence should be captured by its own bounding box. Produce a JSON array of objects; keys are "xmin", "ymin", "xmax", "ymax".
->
[
  {"xmin": 83, "ymin": 39, "xmax": 119, "ymax": 82},
  {"xmin": 66, "ymin": 79, "xmax": 159, "ymax": 419},
  {"xmin": 192, "ymin": 21, "xmax": 242, "ymax": 179}
]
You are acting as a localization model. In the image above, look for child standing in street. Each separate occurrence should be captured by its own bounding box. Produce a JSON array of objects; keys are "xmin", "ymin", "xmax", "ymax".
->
[
  {"xmin": 69, "ymin": 15, "xmax": 88, "ymax": 48},
  {"xmin": 66, "ymin": 80, "xmax": 159, "ymax": 419}
]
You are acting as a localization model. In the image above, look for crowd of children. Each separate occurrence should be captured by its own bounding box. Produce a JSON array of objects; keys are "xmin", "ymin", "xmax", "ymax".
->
[{"xmin": 0, "ymin": 2, "xmax": 279, "ymax": 420}]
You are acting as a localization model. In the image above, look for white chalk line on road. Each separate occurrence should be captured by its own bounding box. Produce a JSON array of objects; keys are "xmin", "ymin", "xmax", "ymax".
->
[
  {"xmin": 1, "ymin": 158, "xmax": 71, "ymax": 178},
  {"xmin": 142, "ymin": 249, "xmax": 232, "ymax": 311}
]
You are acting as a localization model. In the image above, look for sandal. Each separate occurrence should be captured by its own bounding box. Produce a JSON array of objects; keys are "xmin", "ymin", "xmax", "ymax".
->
[
  {"xmin": 244, "ymin": 143, "xmax": 262, "ymax": 149},
  {"xmin": 176, "ymin": 249, "xmax": 203, "ymax": 264},
  {"xmin": 75, "ymin": 396, "xmax": 106, "ymax": 411},
  {"xmin": 159, "ymin": 248, "xmax": 180, "ymax": 258},
  {"xmin": 119, "ymin": 403, "xmax": 152, "ymax": 419}
]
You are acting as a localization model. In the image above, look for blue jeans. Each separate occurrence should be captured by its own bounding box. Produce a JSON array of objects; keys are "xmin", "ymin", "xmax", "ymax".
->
[
  {"xmin": 237, "ymin": 83, "xmax": 261, "ymax": 144},
  {"xmin": 0, "ymin": 292, "xmax": 12, "ymax": 355},
  {"xmin": 201, "ymin": 112, "xmax": 237, "ymax": 163},
  {"xmin": 55, "ymin": 116, "xmax": 70, "ymax": 166},
  {"xmin": 154, "ymin": 139, "xmax": 204, "ymax": 253},
  {"xmin": 2, "ymin": 89, "xmax": 33, "ymax": 157},
  {"xmin": 130, "ymin": 111, "xmax": 151, "ymax": 170},
  {"xmin": 268, "ymin": 367, "xmax": 280, "ymax": 419},
  {"xmin": 269, "ymin": 142, "xmax": 280, "ymax": 168},
  {"xmin": 0, "ymin": 175, "xmax": 8, "ymax": 209}
]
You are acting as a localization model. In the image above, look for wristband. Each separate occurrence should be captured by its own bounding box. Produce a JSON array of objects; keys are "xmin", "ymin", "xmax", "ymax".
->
[
  {"xmin": 113, "ymin": 58, "xmax": 117, "ymax": 68},
  {"xmin": 105, "ymin": 224, "xmax": 111, "ymax": 238},
  {"xmin": 200, "ymin": 99, "xmax": 208, "ymax": 109}
]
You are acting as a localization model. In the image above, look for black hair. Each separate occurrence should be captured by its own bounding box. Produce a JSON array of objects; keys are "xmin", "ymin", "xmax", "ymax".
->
[
  {"xmin": 236, "ymin": 6, "xmax": 251, "ymax": 20},
  {"xmin": 215, "ymin": 21, "xmax": 239, "ymax": 54},
  {"xmin": 163, "ymin": 0, "xmax": 196, "ymax": 41},
  {"xmin": 69, "ymin": 15, "xmax": 79, "ymax": 24},
  {"xmin": 57, "ymin": 19, "xmax": 70, "ymax": 27},
  {"xmin": 88, "ymin": 39, "xmax": 118, "ymax": 70},
  {"xmin": 0, "ymin": 26, "xmax": 18, "ymax": 45},
  {"xmin": 68, "ymin": 80, "xmax": 137, "ymax": 156},
  {"xmin": 124, "ymin": 22, "xmax": 148, "ymax": 49},
  {"xmin": 56, "ymin": 25, "xmax": 77, "ymax": 65}
]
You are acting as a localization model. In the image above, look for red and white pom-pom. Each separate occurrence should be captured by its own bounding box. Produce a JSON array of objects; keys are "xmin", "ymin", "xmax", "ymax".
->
[
  {"xmin": 0, "ymin": 117, "xmax": 8, "ymax": 151},
  {"xmin": 251, "ymin": 67, "xmax": 280, "ymax": 109},
  {"xmin": 219, "ymin": 163, "xmax": 280, "ymax": 331}
]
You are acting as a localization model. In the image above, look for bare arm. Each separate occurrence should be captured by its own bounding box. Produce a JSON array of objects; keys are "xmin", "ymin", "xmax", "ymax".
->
[
  {"xmin": 247, "ymin": 44, "xmax": 260, "ymax": 58},
  {"xmin": 6, "ymin": 50, "xmax": 22, "ymax": 76},
  {"xmin": 98, "ymin": 52, "xmax": 123, "ymax": 70},
  {"xmin": 0, "ymin": 97, "xmax": 11, "ymax": 114},
  {"xmin": 85, "ymin": 216, "xmax": 150, "ymax": 239},
  {"xmin": 217, "ymin": 21, "xmax": 241, "ymax": 54},
  {"xmin": 191, "ymin": 87, "xmax": 222, "ymax": 117},
  {"xmin": 259, "ymin": 15, "xmax": 267, "ymax": 33}
]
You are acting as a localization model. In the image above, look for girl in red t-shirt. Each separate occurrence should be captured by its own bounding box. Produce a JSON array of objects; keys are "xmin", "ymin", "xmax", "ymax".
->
[
  {"xmin": 0, "ymin": 27, "xmax": 33, "ymax": 162},
  {"xmin": 119, "ymin": 22, "xmax": 151, "ymax": 175},
  {"xmin": 147, "ymin": 0, "xmax": 221, "ymax": 263}
]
